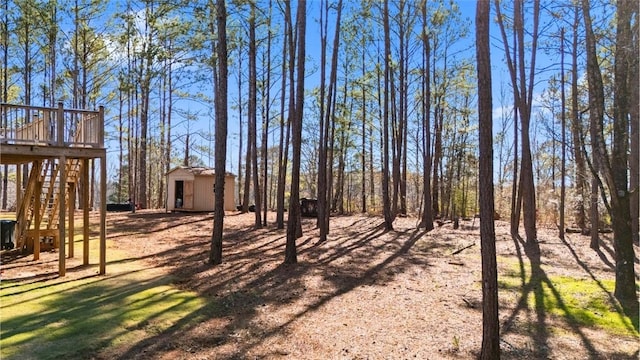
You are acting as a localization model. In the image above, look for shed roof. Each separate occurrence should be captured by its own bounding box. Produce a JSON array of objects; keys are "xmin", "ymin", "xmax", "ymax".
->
[{"xmin": 167, "ymin": 166, "xmax": 236, "ymax": 177}]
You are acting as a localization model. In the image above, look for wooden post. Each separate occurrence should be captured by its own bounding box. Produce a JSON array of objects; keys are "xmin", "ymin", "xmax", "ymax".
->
[
  {"xmin": 58, "ymin": 156, "xmax": 66, "ymax": 276},
  {"xmin": 99, "ymin": 155, "xmax": 106, "ymax": 275},
  {"xmin": 57, "ymin": 102, "xmax": 64, "ymax": 146},
  {"xmin": 68, "ymin": 178, "xmax": 75, "ymax": 258},
  {"xmin": 16, "ymin": 165, "xmax": 21, "ymax": 211},
  {"xmin": 33, "ymin": 161, "xmax": 42, "ymax": 261},
  {"xmin": 98, "ymin": 106, "xmax": 104, "ymax": 148},
  {"xmin": 83, "ymin": 159, "xmax": 90, "ymax": 265}
]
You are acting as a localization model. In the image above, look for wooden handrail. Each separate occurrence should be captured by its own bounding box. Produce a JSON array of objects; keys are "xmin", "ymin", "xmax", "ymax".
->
[{"xmin": 0, "ymin": 102, "xmax": 103, "ymax": 148}]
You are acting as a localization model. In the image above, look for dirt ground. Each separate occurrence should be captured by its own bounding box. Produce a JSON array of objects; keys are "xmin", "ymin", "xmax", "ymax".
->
[{"xmin": 2, "ymin": 210, "xmax": 638, "ymax": 359}]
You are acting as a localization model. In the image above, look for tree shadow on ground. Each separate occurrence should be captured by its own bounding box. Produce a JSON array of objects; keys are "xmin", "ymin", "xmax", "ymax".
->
[
  {"xmin": 502, "ymin": 232, "xmax": 636, "ymax": 359},
  {"xmin": 111, "ymin": 215, "xmax": 437, "ymax": 359},
  {"xmin": 561, "ymin": 236, "xmax": 639, "ymax": 331}
]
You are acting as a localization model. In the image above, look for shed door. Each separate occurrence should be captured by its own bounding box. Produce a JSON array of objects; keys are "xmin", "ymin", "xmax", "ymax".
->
[{"xmin": 184, "ymin": 180, "xmax": 194, "ymax": 209}]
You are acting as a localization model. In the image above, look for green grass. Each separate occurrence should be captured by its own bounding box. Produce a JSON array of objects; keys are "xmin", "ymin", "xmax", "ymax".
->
[
  {"xmin": 0, "ymin": 231, "xmax": 215, "ymax": 360},
  {"xmin": 498, "ymin": 258, "xmax": 639, "ymax": 337}
]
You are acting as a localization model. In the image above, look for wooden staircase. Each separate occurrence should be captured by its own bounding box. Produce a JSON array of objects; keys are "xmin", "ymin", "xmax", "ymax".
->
[{"xmin": 15, "ymin": 158, "xmax": 83, "ymax": 252}]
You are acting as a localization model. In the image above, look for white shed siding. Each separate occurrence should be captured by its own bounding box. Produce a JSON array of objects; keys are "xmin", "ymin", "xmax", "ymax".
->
[
  {"xmin": 222, "ymin": 174, "xmax": 236, "ymax": 211},
  {"xmin": 166, "ymin": 167, "xmax": 236, "ymax": 212},
  {"xmin": 193, "ymin": 176, "xmax": 215, "ymax": 211}
]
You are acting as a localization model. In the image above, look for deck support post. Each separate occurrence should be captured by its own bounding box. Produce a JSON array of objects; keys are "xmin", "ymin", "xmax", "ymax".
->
[
  {"xmin": 56, "ymin": 102, "xmax": 64, "ymax": 146},
  {"xmin": 58, "ymin": 156, "xmax": 66, "ymax": 276},
  {"xmin": 99, "ymin": 155, "xmax": 107, "ymax": 275},
  {"xmin": 68, "ymin": 178, "xmax": 75, "ymax": 258},
  {"xmin": 83, "ymin": 159, "xmax": 90, "ymax": 265},
  {"xmin": 33, "ymin": 160, "xmax": 42, "ymax": 261}
]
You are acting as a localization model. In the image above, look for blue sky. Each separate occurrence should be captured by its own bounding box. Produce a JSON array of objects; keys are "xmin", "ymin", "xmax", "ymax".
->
[{"xmin": 97, "ymin": 0, "xmax": 564, "ymax": 183}]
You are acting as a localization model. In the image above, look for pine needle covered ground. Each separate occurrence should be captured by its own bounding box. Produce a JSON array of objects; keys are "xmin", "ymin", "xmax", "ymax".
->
[{"xmin": 1, "ymin": 210, "xmax": 637, "ymax": 359}]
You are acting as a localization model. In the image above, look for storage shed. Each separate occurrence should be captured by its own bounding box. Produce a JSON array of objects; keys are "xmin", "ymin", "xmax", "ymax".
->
[{"xmin": 166, "ymin": 166, "xmax": 236, "ymax": 212}]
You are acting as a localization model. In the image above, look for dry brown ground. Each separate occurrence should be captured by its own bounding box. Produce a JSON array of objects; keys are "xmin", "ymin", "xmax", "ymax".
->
[{"xmin": 2, "ymin": 210, "xmax": 639, "ymax": 359}]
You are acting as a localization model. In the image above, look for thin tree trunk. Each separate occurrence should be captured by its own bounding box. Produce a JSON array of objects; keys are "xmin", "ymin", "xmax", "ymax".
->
[
  {"xmin": 582, "ymin": 0, "xmax": 604, "ymax": 250},
  {"xmin": 559, "ymin": 28, "xmax": 566, "ymax": 240},
  {"xmin": 382, "ymin": 0, "xmax": 394, "ymax": 231},
  {"xmin": 166, "ymin": 38, "xmax": 173, "ymax": 209},
  {"xmin": 495, "ymin": 0, "xmax": 539, "ymax": 242},
  {"xmin": 318, "ymin": 0, "xmax": 343, "ymax": 241},
  {"xmin": 317, "ymin": 0, "xmax": 329, "ymax": 239},
  {"xmin": 570, "ymin": 5, "xmax": 587, "ymax": 233},
  {"xmin": 432, "ymin": 98, "xmax": 442, "ymax": 218},
  {"xmin": 361, "ymin": 35, "xmax": 367, "ymax": 213},
  {"xmin": 261, "ymin": 0, "xmax": 273, "ymax": 225},
  {"xmin": 237, "ymin": 41, "xmax": 245, "ymax": 211},
  {"xmin": 629, "ymin": 4, "xmax": 639, "ymax": 246},
  {"xmin": 397, "ymin": 5, "xmax": 408, "ymax": 217},
  {"xmin": 138, "ymin": 1, "xmax": 154, "ymax": 210},
  {"xmin": 1, "ymin": 0, "xmax": 8, "ymax": 209},
  {"xmin": 418, "ymin": 0, "xmax": 433, "ymax": 230},
  {"xmin": 609, "ymin": 0, "xmax": 637, "ymax": 308},
  {"xmin": 118, "ymin": 85, "xmax": 124, "ymax": 203},
  {"xmin": 476, "ymin": 1, "xmax": 500, "ymax": 357},
  {"xmin": 243, "ymin": 60, "xmax": 252, "ymax": 214},
  {"xmin": 518, "ymin": 0, "xmax": 539, "ymax": 243},
  {"xmin": 275, "ymin": 8, "xmax": 290, "ymax": 229},
  {"xmin": 210, "ymin": 0, "xmax": 227, "ymax": 265},
  {"xmin": 285, "ymin": 0, "xmax": 306, "ymax": 264},
  {"xmin": 249, "ymin": 2, "xmax": 262, "ymax": 228}
]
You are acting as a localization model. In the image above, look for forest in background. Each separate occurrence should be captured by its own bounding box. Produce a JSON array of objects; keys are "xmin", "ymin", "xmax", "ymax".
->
[
  {"xmin": 1, "ymin": 0, "xmax": 636, "ymax": 235},
  {"xmin": 1, "ymin": 0, "xmax": 638, "ymax": 271}
]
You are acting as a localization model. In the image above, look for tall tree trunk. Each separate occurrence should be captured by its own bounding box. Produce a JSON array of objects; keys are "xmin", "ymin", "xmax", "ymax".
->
[
  {"xmin": 317, "ymin": 0, "xmax": 328, "ymax": 232},
  {"xmin": 2, "ymin": 0, "xmax": 9, "ymax": 209},
  {"xmin": 125, "ymin": 0, "xmax": 133, "ymax": 211},
  {"xmin": 138, "ymin": 1, "xmax": 155, "ymax": 210},
  {"xmin": 518, "ymin": 0, "xmax": 539, "ymax": 243},
  {"xmin": 418, "ymin": 0, "xmax": 433, "ymax": 230},
  {"xmin": 361, "ymin": 33, "xmax": 367, "ymax": 213},
  {"xmin": 118, "ymin": 85, "xmax": 124, "ymax": 203},
  {"xmin": 237, "ymin": 41, "xmax": 244, "ymax": 210},
  {"xmin": 476, "ymin": 1, "xmax": 500, "ymax": 358},
  {"xmin": 609, "ymin": 0, "xmax": 637, "ymax": 308},
  {"xmin": 275, "ymin": 7, "xmax": 290, "ymax": 229},
  {"xmin": 369, "ymin": 108, "xmax": 375, "ymax": 211},
  {"xmin": 584, "ymin": 0, "xmax": 638, "ymax": 309},
  {"xmin": 495, "ymin": 0, "xmax": 539, "ymax": 242},
  {"xmin": 261, "ymin": 0, "xmax": 273, "ymax": 225},
  {"xmin": 570, "ymin": 5, "xmax": 587, "ymax": 233},
  {"xmin": 629, "ymin": 5, "xmax": 639, "ymax": 246},
  {"xmin": 333, "ymin": 96, "xmax": 351, "ymax": 214},
  {"xmin": 242, "ymin": 25, "xmax": 251, "ymax": 214},
  {"xmin": 559, "ymin": 28, "xmax": 566, "ymax": 240},
  {"xmin": 158, "ymin": 42, "xmax": 168, "ymax": 208},
  {"xmin": 21, "ymin": 4, "xmax": 32, "ymax": 192},
  {"xmin": 249, "ymin": 2, "xmax": 262, "ymax": 228},
  {"xmin": 285, "ymin": 0, "xmax": 306, "ymax": 264},
  {"xmin": 48, "ymin": 4, "xmax": 57, "ymax": 107},
  {"xmin": 243, "ymin": 50, "xmax": 252, "ymax": 214},
  {"xmin": 210, "ymin": 0, "xmax": 228, "ymax": 265},
  {"xmin": 318, "ymin": 0, "xmax": 343, "ymax": 242},
  {"xmin": 166, "ymin": 38, "xmax": 173, "ymax": 209},
  {"xmin": 582, "ymin": 0, "xmax": 604, "ymax": 250},
  {"xmin": 397, "ymin": 4, "xmax": 408, "ymax": 217},
  {"xmin": 432, "ymin": 97, "xmax": 442, "ymax": 218},
  {"xmin": 382, "ymin": 0, "xmax": 394, "ymax": 230}
]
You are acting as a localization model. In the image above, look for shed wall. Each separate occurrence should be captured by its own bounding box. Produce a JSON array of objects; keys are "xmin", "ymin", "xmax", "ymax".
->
[
  {"xmin": 193, "ymin": 176, "xmax": 215, "ymax": 211},
  {"xmin": 223, "ymin": 175, "xmax": 236, "ymax": 211},
  {"xmin": 166, "ymin": 170, "xmax": 235, "ymax": 212}
]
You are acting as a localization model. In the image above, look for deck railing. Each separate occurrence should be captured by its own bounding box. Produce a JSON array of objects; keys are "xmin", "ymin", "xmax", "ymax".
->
[{"xmin": 0, "ymin": 102, "xmax": 104, "ymax": 148}]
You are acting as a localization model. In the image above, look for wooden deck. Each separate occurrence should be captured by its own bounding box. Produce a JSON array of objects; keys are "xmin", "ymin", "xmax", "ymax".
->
[
  {"xmin": 1, "ymin": 102, "xmax": 105, "ymax": 164},
  {"xmin": 1, "ymin": 102, "xmax": 107, "ymax": 277}
]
